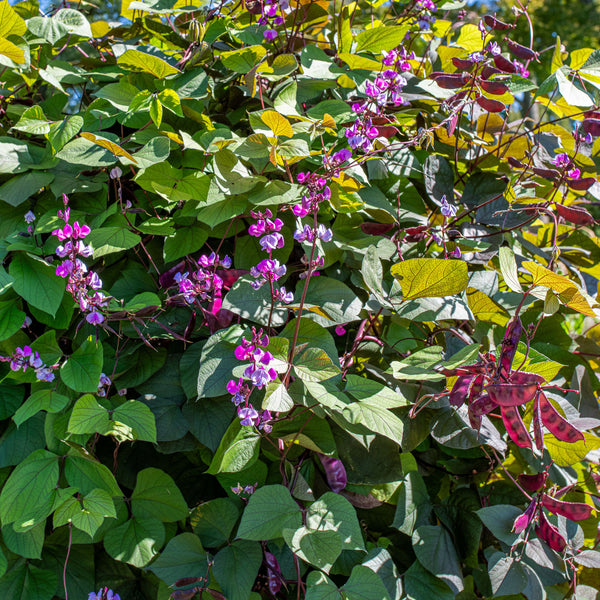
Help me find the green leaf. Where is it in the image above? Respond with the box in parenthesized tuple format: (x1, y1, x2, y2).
(488, 552, 528, 596)
(149, 533, 208, 587)
(0, 415, 45, 467)
(0, 561, 58, 600)
(391, 258, 468, 300)
(67, 394, 109, 434)
(163, 225, 208, 262)
(60, 339, 103, 393)
(284, 526, 342, 573)
(342, 401, 405, 445)
(56, 137, 117, 167)
(11, 106, 52, 135)
(302, 277, 363, 326)
(392, 471, 432, 536)
(263, 381, 294, 412)
(131, 467, 188, 522)
(221, 45, 266, 73)
(150, 97, 162, 128)
(86, 227, 140, 258)
(208, 419, 261, 474)
(412, 526, 463, 594)
(0, 300, 25, 341)
(48, 115, 84, 152)
(191, 497, 240, 547)
(237, 484, 303, 540)
(2, 522, 44, 559)
(345, 374, 407, 407)
(305, 571, 341, 600)
(306, 492, 365, 551)
(64, 454, 122, 496)
(117, 49, 179, 78)
(404, 560, 454, 600)
(355, 25, 408, 53)
(112, 400, 157, 442)
(476, 505, 521, 546)
(9, 253, 65, 316)
(293, 347, 341, 382)
(54, 489, 116, 537)
(424, 154, 454, 204)
(53, 8, 92, 37)
(103, 517, 165, 567)
(555, 68, 593, 107)
(14, 390, 69, 427)
(197, 326, 243, 398)
(213, 540, 263, 600)
(0, 449, 59, 528)
(343, 565, 391, 600)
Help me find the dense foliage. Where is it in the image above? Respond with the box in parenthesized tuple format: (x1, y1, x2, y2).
(2, 0, 600, 598)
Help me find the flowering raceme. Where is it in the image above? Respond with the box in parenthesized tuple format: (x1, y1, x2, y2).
(174, 252, 231, 305)
(52, 194, 107, 325)
(0, 345, 54, 382)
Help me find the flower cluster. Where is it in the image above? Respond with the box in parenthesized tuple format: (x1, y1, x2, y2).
(414, 0, 437, 30)
(346, 47, 412, 152)
(0, 345, 54, 382)
(258, 0, 288, 40)
(227, 328, 275, 431)
(52, 195, 107, 325)
(174, 252, 231, 304)
(553, 152, 581, 180)
(24, 210, 35, 234)
(97, 373, 111, 397)
(88, 588, 120, 600)
(248, 210, 293, 303)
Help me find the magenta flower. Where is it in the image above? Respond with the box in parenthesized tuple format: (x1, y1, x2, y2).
(263, 28, 277, 40)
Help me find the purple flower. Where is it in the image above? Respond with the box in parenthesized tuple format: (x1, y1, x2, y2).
(450, 246, 461, 258)
(259, 232, 285, 251)
(88, 589, 120, 600)
(263, 28, 278, 40)
(24, 211, 35, 224)
(440, 195, 457, 218)
(568, 167, 581, 180)
(86, 311, 105, 325)
(512, 499, 537, 534)
(553, 152, 570, 168)
(335, 325, 346, 336)
(35, 366, 55, 382)
(238, 405, 260, 426)
(487, 41, 501, 56)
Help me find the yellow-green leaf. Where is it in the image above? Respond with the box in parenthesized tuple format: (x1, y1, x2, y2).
(117, 49, 179, 78)
(0, 0, 26, 37)
(221, 45, 266, 74)
(466, 288, 509, 326)
(391, 258, 468, 300)
(261, 110, 293, 138)
(338, 53, 382, 71)
(157, 89, 183, 116)
(545, 433, 600, 467)
(150, 98, 162, 128)
(0, 36, 24, 64)
(80, 132, 137, 163)
(522, 261, 596, 316)
(551, 35, 563, 74)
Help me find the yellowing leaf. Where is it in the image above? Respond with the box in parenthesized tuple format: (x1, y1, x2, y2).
(80, 132, 137, 163)
(0, 1, 26, 37)
(117, 49, 179, 79)
(522, 261, 596, 316)
(571, 48, 595, 71)
(545, 433, 600, 467)
(261, 110, 293, 138)
(338, 53, 382, 71)
(466, 288, 509, 326)
(391, 258, 468, 300)
(91, 20, 110, 37)
(551, 35, 563, 74)
(0, 36, 24, 64)
(321, 113, 336, 130)
(332, 172, 362, 192)
(456, 24, 490, 53)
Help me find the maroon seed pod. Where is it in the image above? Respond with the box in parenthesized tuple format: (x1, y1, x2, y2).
(206, 591, 226, 600)
(449, 375, 474, 407)
(175, 578, 204, 587)
(172, 591, 200, 600)
(429, 71, 463, 80)
(265, 551, 283, 595)
(493, 54, 517, 73)
(318, 454, 347, 493)
(484, 15, 514, 30)
(435, 75, 469, 89)
(468, 409, 482, 430)
(486, 383, 538, 406)
(469, 374, 485, 401)
(512, 499, 538, 533)
(506, 39, 538, 61)
(567, 177, 596, 191)
(481, 65, 502, 80)
(531, 167, 559, 181)
(535, 511, 567, 552)
(469, 394, 498, 417)
(501, 406, 533, 448)
(479, 79, 509, 95)
(541, 494, 593, 521)
(532, 393, 544, 451)
(581, 118, 600, 137)
(518, 472, 546, 492)
(219, 268, 246, 288)
(507, 157, 526, 169)
(404, 225, 428, 242)
(361, 222, 395, 235)
(498, 316, 523, 378)
(476, 95, 506, 113)
(452, 57, 475, 72)
(555, 203, 595, 226)
(538, 392, 585, 443)
(159, 260, 187, 288)
(510, 371, 545, 385)
(374, 125, 399, 139)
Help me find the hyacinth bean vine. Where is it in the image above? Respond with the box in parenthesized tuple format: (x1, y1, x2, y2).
(3, 0, 600, 598)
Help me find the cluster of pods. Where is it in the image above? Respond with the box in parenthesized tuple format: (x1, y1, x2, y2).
(513, 472, 592, 552)
(449, 316, 584, 450)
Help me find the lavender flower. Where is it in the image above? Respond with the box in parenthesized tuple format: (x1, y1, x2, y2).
(1, 345, 55, 382)
(88, 588, 120, 600)
(440, 195, 457, 218)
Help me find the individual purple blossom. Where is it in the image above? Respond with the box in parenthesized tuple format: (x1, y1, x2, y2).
(259, 232, 285, 251)
(553, 152, 570, 168)
(238, 405, 260, 426)
(97, 373, 111, 397)
(513, 60, 529, 78)
(487, 41, 501, 56)
(263, 28, 277, 40)
(512, 499, 537, 534)
(335, 325, 347, 336)
(250, 258, 286, 290)
(88, 588, 121, 600)
(440, 195, 457, 218)
(24, 210, 35, 224)
(273, 286, 294, 303)
(450, 246, 462, 258)
(86, 311, 105, 325)
(258, 409, 273, 433)
(567, 167, 581, 180)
